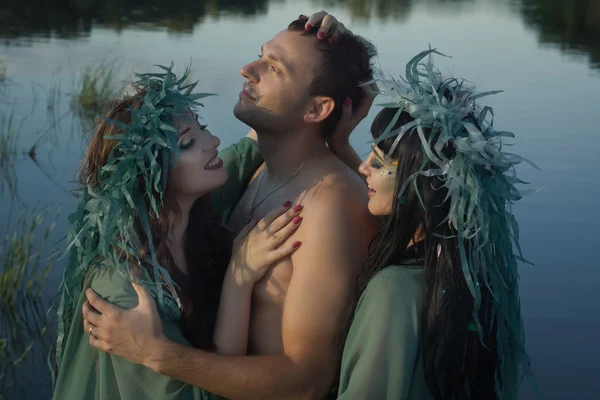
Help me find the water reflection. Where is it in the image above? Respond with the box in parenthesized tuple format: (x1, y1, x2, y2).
(0, 0, 270, 39)
(518, 0, 600, 69)
(1, 0, 598, 68)
(316, 0, 414, 21)
(317, 0, 478, 21)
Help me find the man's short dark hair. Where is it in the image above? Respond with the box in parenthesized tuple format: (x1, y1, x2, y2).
(288, 19, 377, 137)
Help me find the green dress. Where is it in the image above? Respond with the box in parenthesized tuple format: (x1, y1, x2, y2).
(337, 266, 434, 400)
(53, 137, 262, 400)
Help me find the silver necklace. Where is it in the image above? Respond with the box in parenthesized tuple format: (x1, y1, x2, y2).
(246, 146, 324, 224)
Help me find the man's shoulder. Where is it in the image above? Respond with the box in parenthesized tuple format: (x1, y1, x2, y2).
(303, 180, 366, 217)
(301, 176, 377, 236)
(304, 155, 368, 206)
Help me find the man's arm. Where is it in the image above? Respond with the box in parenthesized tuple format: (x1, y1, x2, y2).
(85, 286, 315, 399)
(279, 190, 372, 395)
(156, 190, 370, 398)
(85, 187, 374, 400)
(149, 343, 317, 399)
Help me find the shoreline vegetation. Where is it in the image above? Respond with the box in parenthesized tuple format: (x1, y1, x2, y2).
(0, 59, 118, 397)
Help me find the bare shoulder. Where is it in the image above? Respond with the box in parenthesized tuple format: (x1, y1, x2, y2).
(302, 153, 372, 222)
(296, 153, 379, 248)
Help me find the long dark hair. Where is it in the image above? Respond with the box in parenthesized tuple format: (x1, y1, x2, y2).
(81, 92, 230, 350)
(358, 107, 500, 399)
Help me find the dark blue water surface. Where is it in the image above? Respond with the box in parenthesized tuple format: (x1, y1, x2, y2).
(1, 0, 599, 398)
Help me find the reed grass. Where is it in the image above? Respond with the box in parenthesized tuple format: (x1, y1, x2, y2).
(71, 61, 122, 127)
(0, 112, 21, 200)
(0, 207, 59, 398)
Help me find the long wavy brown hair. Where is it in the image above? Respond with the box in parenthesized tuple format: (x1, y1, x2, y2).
(80, 90, 231, 350)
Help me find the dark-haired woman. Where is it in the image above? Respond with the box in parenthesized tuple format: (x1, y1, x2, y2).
(331, 51, 531, 399)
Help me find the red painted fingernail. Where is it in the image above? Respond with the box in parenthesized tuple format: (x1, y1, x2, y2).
(317, 32, 325, 39)
(344, 97, 351, 106)
(293, 216, 303, 224)
(299, 14, 308, 20)
(292, 241, 302, 248)
(283, 200, 292, 208)
(305, 23, 312, 31)
(293, 204, 303, 212)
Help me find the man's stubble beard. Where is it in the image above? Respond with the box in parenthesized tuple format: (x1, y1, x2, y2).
(233, 101, 291, 136)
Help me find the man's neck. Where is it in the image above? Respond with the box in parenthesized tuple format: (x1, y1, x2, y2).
(255, 128, 326, 182)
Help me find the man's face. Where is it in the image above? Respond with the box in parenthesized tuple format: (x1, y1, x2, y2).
(233, 30, 321, 133)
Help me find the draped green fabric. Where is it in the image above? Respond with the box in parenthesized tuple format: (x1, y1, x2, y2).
(52, 267, 207, 400)
(338, 266, 433, 400)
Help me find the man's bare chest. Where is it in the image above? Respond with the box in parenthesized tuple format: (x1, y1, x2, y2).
(228, 185, 302, 309)
(227, 189, 257, 233)
(252, 256, 293, 307)
(228, 177, 304, 234)
(228, 189, 297, 304)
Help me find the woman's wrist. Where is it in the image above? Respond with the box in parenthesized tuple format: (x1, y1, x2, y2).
(225, 261, 258, 289)
(328, 139, 352, 155)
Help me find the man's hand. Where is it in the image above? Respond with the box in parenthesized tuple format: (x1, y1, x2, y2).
(82, 283, 167, 368)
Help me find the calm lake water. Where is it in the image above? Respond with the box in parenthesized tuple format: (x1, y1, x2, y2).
(1, 0, 599, 398)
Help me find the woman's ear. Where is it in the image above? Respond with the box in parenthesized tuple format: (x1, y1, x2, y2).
(303, 96, 335, 124)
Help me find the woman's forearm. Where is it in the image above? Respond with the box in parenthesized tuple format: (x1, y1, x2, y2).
(213, 265, 254, 355)
(330, 142, 365, 182)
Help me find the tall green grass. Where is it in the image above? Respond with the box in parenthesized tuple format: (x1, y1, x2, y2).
(0, 208, 59, 398)
(0, 59, 6, 83)
(71, 61, 123, 127)
(0, 112, 21, 200)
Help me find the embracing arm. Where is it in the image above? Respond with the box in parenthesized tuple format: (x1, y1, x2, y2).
(327, 97, 364, 177)
(327, 86, 377, 181)
(75, 269, 199, 400)
(148, 344, 312, 399)
(329, 142, 362, 176)
(84, 190, 373, 399)
(157, 193, 368, 398)
(211, 269, 253, 355)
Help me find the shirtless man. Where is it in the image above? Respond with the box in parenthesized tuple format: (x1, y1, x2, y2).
(82, 13, 379, 399)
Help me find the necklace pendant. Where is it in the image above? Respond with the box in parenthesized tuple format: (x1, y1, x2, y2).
(245, 146, 324, 227)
